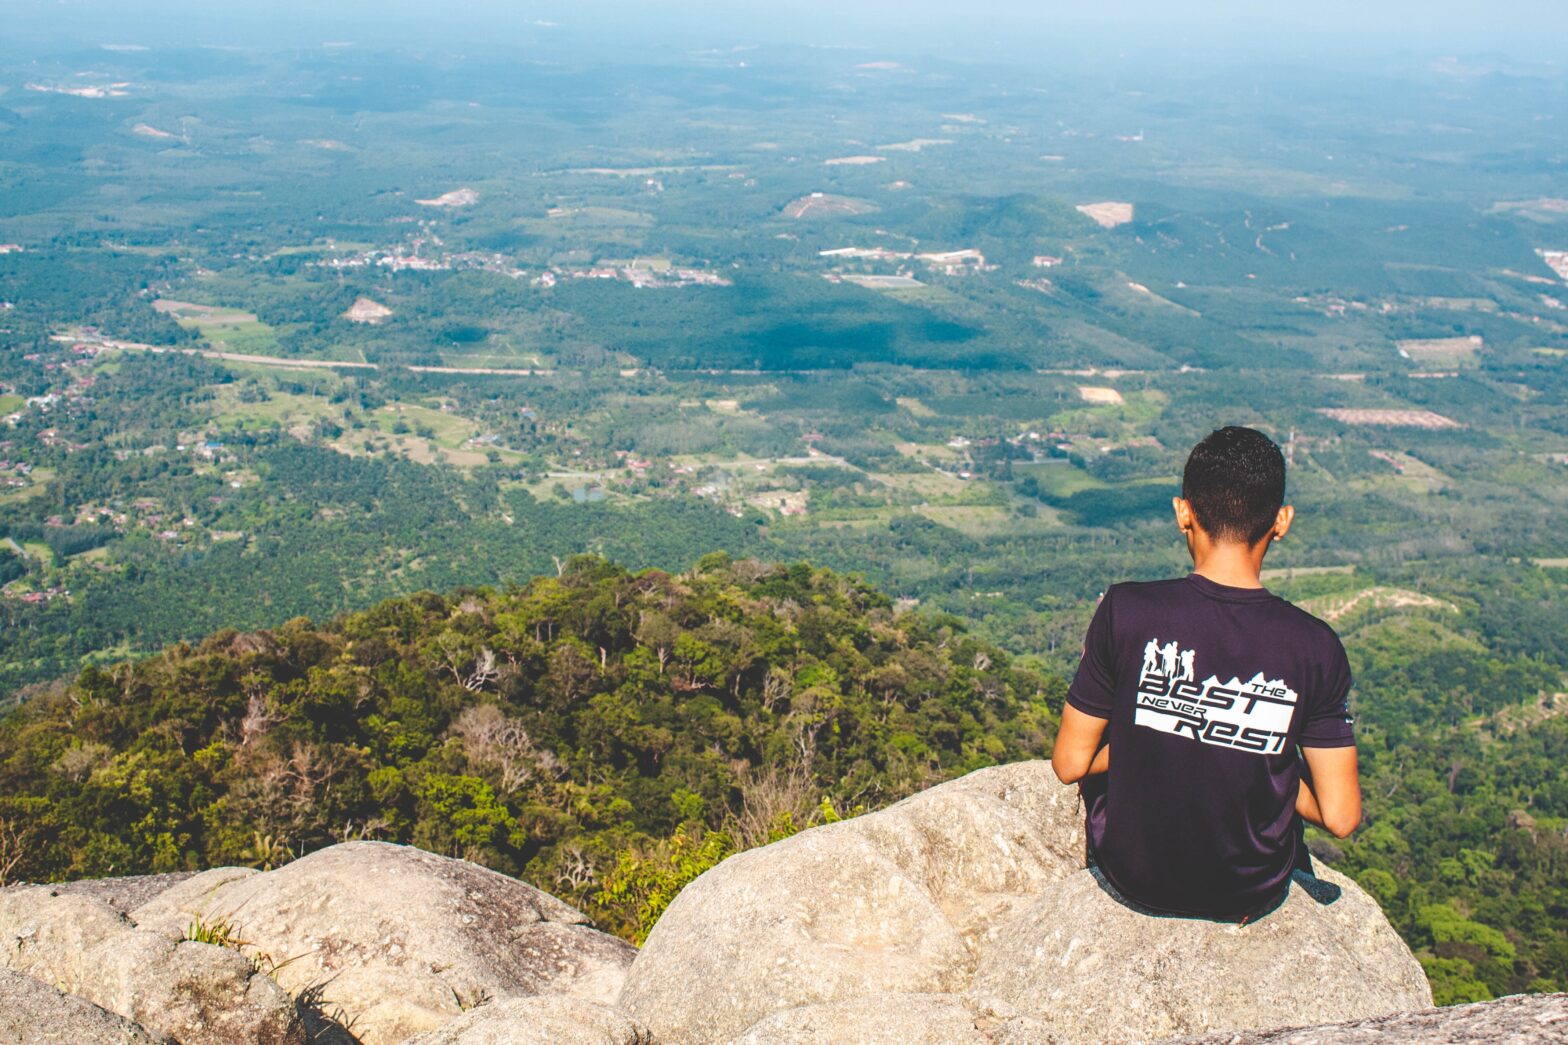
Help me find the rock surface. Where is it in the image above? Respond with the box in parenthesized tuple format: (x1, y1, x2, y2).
(969, 865, 1433, 1044)
(1170, 991, 1568, 1043)
(128, 865, 261, 925)
(721, 993, 1006, 1045)
(0, 968, 167, 1044)
(619, 761, 1084, 1044)
(9, 760, 1525, 1045)
(46, 871, 197, 915)
(132, 841, 637, 1045)
(402, 997, 651, 1045)
(0, 886, 303, 1044)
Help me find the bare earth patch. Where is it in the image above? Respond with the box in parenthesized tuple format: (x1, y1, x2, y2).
(416, 188, 479, 207)
(1492, 198, 1568, 218)
(343, 297, 393, 324)
(1538, 249, 1568, 281)
(1317, 408, 1461, 429)
(1078, 386, 1124, 405)
(132, 123, 176, 140)
(1076, 202, 1134, 228)
(1301, 586, 1457, 624)
(824, 156, 886, 166)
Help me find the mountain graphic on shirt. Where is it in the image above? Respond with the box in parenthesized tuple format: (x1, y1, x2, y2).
(1133, 638, 1298, 755)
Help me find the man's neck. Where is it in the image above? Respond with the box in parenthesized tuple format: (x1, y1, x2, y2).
(1189, 541, 1268, 589)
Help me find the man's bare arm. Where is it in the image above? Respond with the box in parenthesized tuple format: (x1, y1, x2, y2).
(1051, 704, 1111, 784)
(1298, 745, 1361, 838)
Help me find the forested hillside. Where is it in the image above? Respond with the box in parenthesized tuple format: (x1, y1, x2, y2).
(0, 556, 1055, 942)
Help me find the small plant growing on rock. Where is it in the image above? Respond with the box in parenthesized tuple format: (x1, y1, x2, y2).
(184, 915, 246, 950)
(183, 915, 308, 986)
(250, 830, 290, 871)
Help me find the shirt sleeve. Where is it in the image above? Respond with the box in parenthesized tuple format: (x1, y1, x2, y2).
(1066, 588, 1116, 719)
(1299, 634, 1356, 748)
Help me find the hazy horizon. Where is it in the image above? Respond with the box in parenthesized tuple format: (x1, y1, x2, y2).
(4, 0, 1567, 65)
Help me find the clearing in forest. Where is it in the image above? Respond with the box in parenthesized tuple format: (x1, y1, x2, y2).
(1076, 202, 1135, 228)
(1535, 249, 1568, 281)
(152, 299, 257, 325)
(916, 504, 1058, 538)
(343, 297, 393, 324)
(1317, 408, 1461, 429)
(839, 274, 923, 289)
(825, 155, 886, 166)
(781, 193, 879, 220)
(1078, 386, 1124, 405)
(1397, 335, 1481, 367)
(153, 299, 277, 354)
(1298, 585, 1457, 624)
(416, 188, 479, 207)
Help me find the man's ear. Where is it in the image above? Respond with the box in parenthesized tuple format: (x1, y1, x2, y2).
(1271, 504, 1295, 542)
(1173, 496, 1195, 534)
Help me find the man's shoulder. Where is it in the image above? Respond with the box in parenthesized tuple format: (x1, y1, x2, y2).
(1102, 576, 1190, 609)
(1105, 577, 1189, 599)
(1268, 596, 1347, 653)
(1106, 578, 1345, 649)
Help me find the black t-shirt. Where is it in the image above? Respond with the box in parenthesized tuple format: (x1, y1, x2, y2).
(1066, 573, 1356, 917)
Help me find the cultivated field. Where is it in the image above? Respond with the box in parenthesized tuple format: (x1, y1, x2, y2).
(840, 274, 923, 289)
(1317, 408, 1461, 429)
(152, 300, 258, 325)
(781, 194, 879, 220)
(1398, 335, 1482, 367)
(153, 299, 280, 354)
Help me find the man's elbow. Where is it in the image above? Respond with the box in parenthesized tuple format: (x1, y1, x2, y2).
(1322, 808, 1361, 839)
(1050, 755, 1083, 785)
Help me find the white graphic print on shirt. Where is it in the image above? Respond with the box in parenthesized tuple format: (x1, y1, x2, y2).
(1133, 638, 1296, 755)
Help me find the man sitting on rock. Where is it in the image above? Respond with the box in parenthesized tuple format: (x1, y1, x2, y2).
(1050, 425, 1361, 921)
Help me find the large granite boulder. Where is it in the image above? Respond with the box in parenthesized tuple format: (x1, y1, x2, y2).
(131, 841, 637, 1045)
(720, 992, 1020, 1045)
(0, 968, 166, 1045)
(46, 871, 198, 915)
(402, 997, 651, 1045)
(1170, 991, 1568, 1043)
(0, 887, 304, 1044)
(618, 761, 1084, 1044)
(969, 865, 1433, 1044)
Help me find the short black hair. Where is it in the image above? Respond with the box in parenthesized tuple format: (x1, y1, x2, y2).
(1181, 426, 1286, 545)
